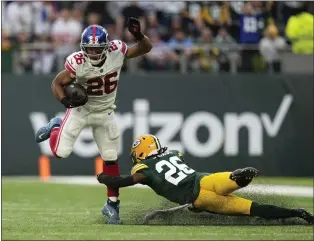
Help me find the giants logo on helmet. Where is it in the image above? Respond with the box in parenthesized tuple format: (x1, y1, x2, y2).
(88, 36, 99, 44)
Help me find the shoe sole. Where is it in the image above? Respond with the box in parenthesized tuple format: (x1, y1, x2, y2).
(233, 167, 259, 179)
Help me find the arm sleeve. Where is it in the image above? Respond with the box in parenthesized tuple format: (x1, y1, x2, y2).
(97, 174, 134, 189)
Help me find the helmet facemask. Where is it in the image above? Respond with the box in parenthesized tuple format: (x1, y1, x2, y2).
(80, 42, 109, 65)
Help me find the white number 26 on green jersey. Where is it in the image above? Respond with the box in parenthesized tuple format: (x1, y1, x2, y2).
(155, 156, 195, 185)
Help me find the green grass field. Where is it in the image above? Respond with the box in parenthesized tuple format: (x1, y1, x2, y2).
(2, 177, 313, 240)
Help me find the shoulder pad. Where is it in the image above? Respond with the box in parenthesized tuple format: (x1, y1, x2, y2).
(131, 163, 148, 175)
(109, 40, 128, 56)
(169, 150, 184, 161)
(64, 51, 86, 76)
(169, 150, 182, 156)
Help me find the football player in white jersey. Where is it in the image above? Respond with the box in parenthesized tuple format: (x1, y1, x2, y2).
(35, 17, 152, 224)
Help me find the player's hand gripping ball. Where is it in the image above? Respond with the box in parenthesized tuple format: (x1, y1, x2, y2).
(63, 83, 88, 108)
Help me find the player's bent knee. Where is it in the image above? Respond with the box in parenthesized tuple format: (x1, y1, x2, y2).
(55, 148, 72, 159)
(52, 151, 61, 158)
(101, 150, 118, 161)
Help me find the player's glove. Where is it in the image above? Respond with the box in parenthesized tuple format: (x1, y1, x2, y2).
(61, 97, 75, 108)
(127, 17, 144, 41)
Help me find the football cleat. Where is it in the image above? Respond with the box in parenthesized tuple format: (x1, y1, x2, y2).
(35, 117, 62, 143)
(294, 208, 314, 224)
(102, 199, 121, 224)
(230, 167, 259, 187)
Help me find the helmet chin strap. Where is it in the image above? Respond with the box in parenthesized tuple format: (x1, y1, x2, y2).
(89, 57, 102, 65)
(87, 53, 107, 65)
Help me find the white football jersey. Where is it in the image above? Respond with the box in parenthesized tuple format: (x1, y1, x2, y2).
(64, 40, 128, 112)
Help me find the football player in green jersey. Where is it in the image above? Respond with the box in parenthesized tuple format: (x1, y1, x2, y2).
(97, 134, 313, 224)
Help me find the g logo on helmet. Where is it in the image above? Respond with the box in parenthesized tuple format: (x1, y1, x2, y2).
(88, 36, 99, 44)
(132, 139, 141, 148)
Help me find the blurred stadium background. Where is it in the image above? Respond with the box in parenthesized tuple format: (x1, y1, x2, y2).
(1, 1, 313, 240)
(2, 1, 314, 74)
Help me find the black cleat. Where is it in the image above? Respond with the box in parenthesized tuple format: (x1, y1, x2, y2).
(230, 167, 259, 187)
(295, 208, 314, 225)
(230, 167, 259, 180)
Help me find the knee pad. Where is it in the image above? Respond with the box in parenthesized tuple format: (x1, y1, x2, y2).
(101, 150, 118, 161)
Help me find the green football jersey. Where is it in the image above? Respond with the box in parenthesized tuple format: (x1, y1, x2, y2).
(131, 150, 206, 205)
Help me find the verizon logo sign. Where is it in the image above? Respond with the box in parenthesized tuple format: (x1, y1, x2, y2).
(30, 94, 293, 158)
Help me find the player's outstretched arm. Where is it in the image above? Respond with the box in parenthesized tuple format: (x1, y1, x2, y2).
(51, 69, 75, 108)
(97, 173, 147, 189)
(125, 17, 152, 59)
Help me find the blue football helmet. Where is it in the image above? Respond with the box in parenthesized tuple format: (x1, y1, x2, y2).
(80, 25, 110, 65)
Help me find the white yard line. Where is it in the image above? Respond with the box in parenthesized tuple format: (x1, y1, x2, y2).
(235, 184, 313, 197)
(44, 176, 313, 198)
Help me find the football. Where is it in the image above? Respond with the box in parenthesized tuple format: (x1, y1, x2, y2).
(64, 82, 88, 106)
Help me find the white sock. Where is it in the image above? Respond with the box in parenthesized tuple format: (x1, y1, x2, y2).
(109, 196, 118, 202)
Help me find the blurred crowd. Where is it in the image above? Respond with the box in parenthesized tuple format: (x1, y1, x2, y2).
(2, 1, 314, 74)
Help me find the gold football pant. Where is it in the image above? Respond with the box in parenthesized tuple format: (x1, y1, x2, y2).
(193, 172, 252, 215)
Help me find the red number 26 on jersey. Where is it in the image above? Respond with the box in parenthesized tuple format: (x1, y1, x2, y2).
(86, 72, 118, 96)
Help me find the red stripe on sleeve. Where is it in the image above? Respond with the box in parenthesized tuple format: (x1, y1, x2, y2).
(121, 42, 127, 55)
(64, 62, 76, 75)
